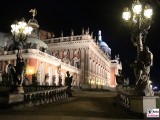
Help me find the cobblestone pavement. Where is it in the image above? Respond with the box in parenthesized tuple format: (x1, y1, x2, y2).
(0, 90, 146, 120)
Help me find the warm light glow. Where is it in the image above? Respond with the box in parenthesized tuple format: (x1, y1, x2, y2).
(28, 69, 34, 74)
(123, 0, 153, 23)
(144, 4, 153, 19)
(102, 82, 105, 86)
(18, 21, 27, 28)
(24, 26, 33, 35)
(132, 0, 142, 14)
(11, 24, 19, 35)
(90, 80, 94, 84)
(98, 81, 101, 86)
(122, 7, 131, 21)
(26, 66, 35, 75)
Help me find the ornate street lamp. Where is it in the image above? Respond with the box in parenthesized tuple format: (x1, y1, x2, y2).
(10, 18, 33, 93)
(122, 0, 154, 96)
(11, 18, 33, 44)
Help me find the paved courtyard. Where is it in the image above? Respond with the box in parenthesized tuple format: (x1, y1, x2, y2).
(0, 90, 146, 120)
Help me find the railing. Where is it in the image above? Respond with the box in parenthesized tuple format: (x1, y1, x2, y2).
(0, 85, 68, 107)
(0, 84, 64, 93)
(24, 86, 68, 106)
(24, 85, 57, 92)
(118, 92, 130, 108)
(116, 87, 134, 110)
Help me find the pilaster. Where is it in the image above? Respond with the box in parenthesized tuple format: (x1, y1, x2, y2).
(59, 50, 62, 59)
(80, 48, 85, 84)
(69, 49, 73, 62)
(85, 48, 89, 84)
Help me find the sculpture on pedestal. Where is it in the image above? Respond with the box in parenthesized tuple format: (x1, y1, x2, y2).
(8, 15, 33, 93)
(122, 0, 154, 96)
(131, 46, 154, 96)
(8, 47, 26, 93)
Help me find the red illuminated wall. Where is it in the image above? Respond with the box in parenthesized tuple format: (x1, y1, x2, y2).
(111, 67, 115, 86)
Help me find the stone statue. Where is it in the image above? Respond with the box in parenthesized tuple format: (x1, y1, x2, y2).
(59, 75, 62, 86)
(115, 69, 124, 85)
(8, 64, 16, 85)
(115, 69, 125, 92)
(32, 73, 38, 85)
(82, 28, 84, 35)
(65, 71, 73, 97)
(8, 48, 26, 93)
(131, 46, 154, 96)
(142, 46, 153, 76)
(71, 29, 74, 36)
(29, 9, 37, 19)
(16, 48, 26, 86)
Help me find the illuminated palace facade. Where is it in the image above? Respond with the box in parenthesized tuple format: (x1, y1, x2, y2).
(0, 17, 121, 90)
(0, 19, 80, 87)
(43, 30, 122, 90)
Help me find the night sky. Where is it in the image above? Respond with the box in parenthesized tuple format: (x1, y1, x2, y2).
(0, 0, 160, 84)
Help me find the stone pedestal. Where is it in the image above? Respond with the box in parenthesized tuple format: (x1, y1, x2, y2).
(129, 96, 159, 114)
(0, 93, 24, 107)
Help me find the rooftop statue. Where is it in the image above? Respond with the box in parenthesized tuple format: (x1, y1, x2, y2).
(29, 9, 37, 19)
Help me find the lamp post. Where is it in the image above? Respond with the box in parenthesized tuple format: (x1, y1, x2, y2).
(10, 19, 33, 93)
(122, 0, 154, 96)
(11, 18, 33, 48)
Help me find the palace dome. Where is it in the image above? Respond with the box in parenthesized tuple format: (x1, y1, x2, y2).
(26, 37, 48, 49)
(99, 40, 109, 48)
(98, 40, 111, 54)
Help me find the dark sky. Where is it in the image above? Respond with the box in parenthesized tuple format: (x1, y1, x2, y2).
(0, 0, 160, 84)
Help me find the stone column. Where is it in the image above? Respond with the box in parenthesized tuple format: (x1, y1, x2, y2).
(93, 61, 95, 73)
(90, 60, 92, 72)
(80, 48, 85, 84)
(85, 48, 89, 84)
(59, 50, 62, 59)
(103, 67, 105, 78)
(96, 63, 98, 75)
(99, 65, 101, 76)
(101, 66, 103, 78)
(69, 49, 73, 65)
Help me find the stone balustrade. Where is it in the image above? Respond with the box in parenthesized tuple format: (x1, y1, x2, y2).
(0, 85, 64, 93)
(0, 85, 68, 107)
(24, 86, 68, 106)
(117, 92, 130, 109)
(44, 35, 83, 44)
